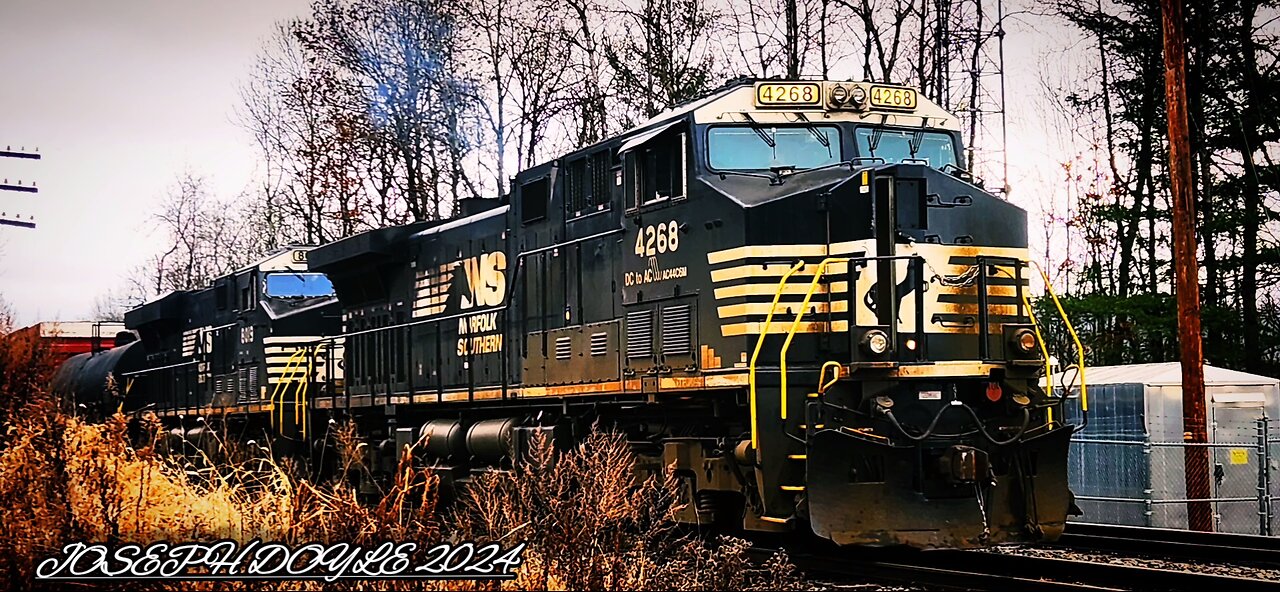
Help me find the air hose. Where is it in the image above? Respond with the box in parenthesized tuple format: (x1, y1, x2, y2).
(883, 402, 1030, 446)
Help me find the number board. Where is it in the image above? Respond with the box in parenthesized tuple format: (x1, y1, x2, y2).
(754, 82, 821, 107)
(868, 85, 917, 110)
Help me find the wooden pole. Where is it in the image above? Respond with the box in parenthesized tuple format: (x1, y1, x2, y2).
(1160, 0, 1212, 532)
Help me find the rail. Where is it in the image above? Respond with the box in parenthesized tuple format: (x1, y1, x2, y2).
(747, 535, 1269, 591)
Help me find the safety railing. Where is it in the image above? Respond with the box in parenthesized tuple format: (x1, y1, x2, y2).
(747, 254, 929, 449)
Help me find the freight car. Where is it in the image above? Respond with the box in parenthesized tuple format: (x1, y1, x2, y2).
(56, 78, 1084, 549)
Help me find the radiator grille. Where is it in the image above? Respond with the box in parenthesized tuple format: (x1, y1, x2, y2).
(625, 310, 653, 359)
(555, 336, 572, 360)
(661, 304, 691, 356)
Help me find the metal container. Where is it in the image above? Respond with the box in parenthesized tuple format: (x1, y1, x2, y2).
(466, 417, 519, 461)
(1057, 363, 1280, 534)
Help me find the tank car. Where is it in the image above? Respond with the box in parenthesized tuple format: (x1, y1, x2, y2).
(301, 78, 1081, 548)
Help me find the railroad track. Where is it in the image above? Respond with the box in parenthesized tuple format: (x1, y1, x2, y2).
(749, 530, 1280, 590)
(1054, 522, 1280, 567)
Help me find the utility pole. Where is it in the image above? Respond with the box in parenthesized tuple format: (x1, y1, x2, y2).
(1160, 0, 1212, 531)
(0, 145, 39, 229)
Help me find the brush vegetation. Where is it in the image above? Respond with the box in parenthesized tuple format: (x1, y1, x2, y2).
(0, 307, 799, 590)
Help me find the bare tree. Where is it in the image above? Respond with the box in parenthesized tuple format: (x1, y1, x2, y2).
(297, 0, 481, 221)
(604, 0, 723, 125)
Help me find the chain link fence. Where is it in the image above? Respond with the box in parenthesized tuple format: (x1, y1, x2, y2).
(1069, 417, 1278, 535)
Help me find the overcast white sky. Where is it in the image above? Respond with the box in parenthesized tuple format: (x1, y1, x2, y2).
(0, 1, 1082, 326)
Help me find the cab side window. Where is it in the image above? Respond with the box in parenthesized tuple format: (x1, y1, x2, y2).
(635, 128, 686, 207)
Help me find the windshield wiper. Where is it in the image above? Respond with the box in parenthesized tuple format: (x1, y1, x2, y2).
(909, 129, 925, 159)
(739, 113, 776, 148)
(792, 112, 831, 149)
(867, 128, 885, 158)
(717, 169, 783, 186)
(785, 156, 891, 179)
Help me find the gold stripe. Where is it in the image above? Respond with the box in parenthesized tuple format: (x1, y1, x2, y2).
(932, 303, 1021, 316)
(414, 293, 449, 307)
(706, 240, 873, 265)
(878, 361, 1004, 378)
(414, 276, 453, 289)
(265, 347, 342, 355)
(711, 261, 849, 283)
(714, 281, 849, 299)
(720, 320, 848, 336)
(659, 376, 703, 390)
(705, 373, 749, 387)
(521, 380, 624, 398)
(717, 300, 848, 319)
(707, 244, 832, 265)
(934, 285, 1024, 298)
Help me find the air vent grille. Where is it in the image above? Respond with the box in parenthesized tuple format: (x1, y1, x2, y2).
(661, 304, 692, 356)
(590, 332, 608, 356)
(555, 336, 572, 360)
(626, 310, 653, 359)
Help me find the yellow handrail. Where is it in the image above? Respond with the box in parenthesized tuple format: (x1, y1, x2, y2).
(298, 342, 328, 440)
(270, 349, 307, 436)
(748, 260, 807, 450)
(995, 263, 1054, 397)
(818, 361, 842, 395)
(779, 258, 849, 419)
(1030, 261, 1088, 413)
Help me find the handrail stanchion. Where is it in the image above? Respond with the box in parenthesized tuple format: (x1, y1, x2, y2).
(780, 257, 850, 420)
(748, 260, 807, 451)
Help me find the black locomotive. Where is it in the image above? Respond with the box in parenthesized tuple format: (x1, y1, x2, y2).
(56, 79, 1078, 549)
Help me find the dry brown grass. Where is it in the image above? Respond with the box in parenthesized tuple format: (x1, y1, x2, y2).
(0, 316, 799, 590)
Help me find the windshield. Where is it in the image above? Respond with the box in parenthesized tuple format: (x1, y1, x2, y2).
(708, 125, 841, 170)
(855, 128, 958, 169)
(264, 273, 334, 298)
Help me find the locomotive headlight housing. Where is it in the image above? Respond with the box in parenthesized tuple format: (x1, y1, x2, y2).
(1012, 328, 1037, 353)
(862, 329, 891, 355)
(849, 85, 868, 107)
(829, 84, 849, 106)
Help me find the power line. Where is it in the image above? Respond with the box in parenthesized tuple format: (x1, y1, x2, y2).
(0, 180, 37, 194)
(0, 214, 36, 228)
(0, 146, 41, 160)
(1, 144, 40, 229)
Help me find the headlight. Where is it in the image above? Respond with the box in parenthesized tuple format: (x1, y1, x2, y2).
(849, 85, 867, 107)
(830, 85, 849, 106)
(862, 329, 890, 355)
(1013, 329, 1037, 353)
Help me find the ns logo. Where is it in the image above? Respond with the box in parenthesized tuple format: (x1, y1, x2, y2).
(458, 251, 508, 309)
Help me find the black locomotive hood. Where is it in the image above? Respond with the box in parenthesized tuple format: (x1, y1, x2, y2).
(698, 162, 997, 210)
(263, 295, 338, 320)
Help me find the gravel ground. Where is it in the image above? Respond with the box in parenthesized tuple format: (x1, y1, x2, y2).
(985, 543, 1280, 581)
